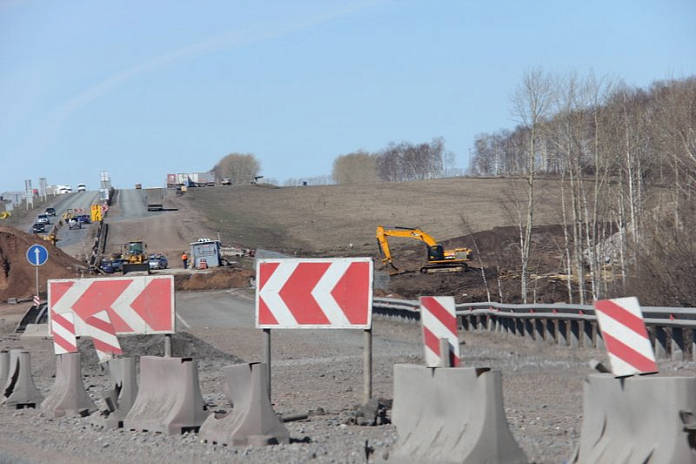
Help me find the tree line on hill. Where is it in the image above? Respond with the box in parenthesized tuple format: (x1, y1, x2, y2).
(472, 70, 695, 306)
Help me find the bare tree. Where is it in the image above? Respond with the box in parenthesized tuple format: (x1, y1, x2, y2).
(332, 151, 379, 184)
(213, 153, 260, 185)
(509, 67, 553, 303)
(376, 138, 447, 181)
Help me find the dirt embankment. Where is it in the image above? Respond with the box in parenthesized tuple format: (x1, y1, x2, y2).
(0, 226, 88, 301)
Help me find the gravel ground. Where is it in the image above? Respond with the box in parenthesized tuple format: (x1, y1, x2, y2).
(2, 312, 696, 464)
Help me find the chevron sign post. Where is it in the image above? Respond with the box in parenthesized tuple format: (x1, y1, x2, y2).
(420, 296, 460, 367)
(256, 257, 374, 402)
(256, 258, 373, 329)
(48, 276, 175, 335)
(594, 297, 658, 377)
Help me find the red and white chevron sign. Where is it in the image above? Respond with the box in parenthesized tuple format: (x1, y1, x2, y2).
(50, 310, 78, 355)
(48, 275, 175, 335)
(84, 310, 123, 363)
(594, 297, 657, 377)
(420, 296, 460, 367)
(256, 258, 373, 329)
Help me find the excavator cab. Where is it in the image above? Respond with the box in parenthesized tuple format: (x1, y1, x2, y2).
(427, 244, 445, 261)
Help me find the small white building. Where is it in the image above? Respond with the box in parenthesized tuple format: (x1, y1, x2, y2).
(189, 238, 222, 269)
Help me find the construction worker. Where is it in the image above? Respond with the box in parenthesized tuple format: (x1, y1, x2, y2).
(181, 251, 188, 269)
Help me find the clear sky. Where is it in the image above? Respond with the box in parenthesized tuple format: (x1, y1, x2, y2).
(2, 0, 695, 192)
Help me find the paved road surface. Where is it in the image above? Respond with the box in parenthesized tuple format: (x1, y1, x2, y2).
(176, 288, 255, 329)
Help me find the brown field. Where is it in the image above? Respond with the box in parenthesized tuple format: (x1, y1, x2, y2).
(185, 177, 571, 303)
(188, 177, 565, 256)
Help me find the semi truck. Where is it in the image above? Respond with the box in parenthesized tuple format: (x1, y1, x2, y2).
(145, 188, 164, 211)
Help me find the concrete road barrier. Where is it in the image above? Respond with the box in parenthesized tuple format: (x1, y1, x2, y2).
(41, 352, 97, 417)
(124, 356, 209, 435)
(0, 351, 9, 392)
(571, 373, 696, 463)
(2, 349, 44, 409)
(200, 362, 290, 446)
(93, 357, 139, 428)
(383, 364, 528, 464)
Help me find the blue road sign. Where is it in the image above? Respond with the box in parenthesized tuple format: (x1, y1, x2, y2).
(27, 244, 49, 266)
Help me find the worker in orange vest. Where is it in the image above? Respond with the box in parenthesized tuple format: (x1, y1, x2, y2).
(182, 251, 188, 269)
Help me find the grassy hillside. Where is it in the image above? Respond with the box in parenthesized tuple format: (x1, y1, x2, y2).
(186, 177, 565, 256)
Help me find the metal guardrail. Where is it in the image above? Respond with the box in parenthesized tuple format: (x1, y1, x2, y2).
(372, 298, 696, 362)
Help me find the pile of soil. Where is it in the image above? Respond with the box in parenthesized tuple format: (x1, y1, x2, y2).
(174, 267, 255, 291)
(0, 226, 88, 301)
(76, 332, 245, 373)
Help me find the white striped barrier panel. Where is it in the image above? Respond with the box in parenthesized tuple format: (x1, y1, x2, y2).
(419, 296, 460, 367)
(593, 297, 657, 376)
(371, 298, 696, 361)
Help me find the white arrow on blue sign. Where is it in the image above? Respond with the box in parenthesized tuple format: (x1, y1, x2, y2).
(27, 244, 49, 266)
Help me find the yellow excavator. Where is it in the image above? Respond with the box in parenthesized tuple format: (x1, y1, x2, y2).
(122, 240, 150, 274)
(376, 225, 473, 274)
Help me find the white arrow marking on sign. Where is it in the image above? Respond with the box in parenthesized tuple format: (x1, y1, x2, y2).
(259, 262, 299, 328)
(53, 280, 153, 334)
(311, 261, 351, 326)
(103, 281, 153, 333)
(34, 247, 40, 264)
(53, 283, 86, 315)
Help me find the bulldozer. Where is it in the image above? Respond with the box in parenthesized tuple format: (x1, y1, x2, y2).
(121, 240, 150, 274)
(376, 225, 473, 275)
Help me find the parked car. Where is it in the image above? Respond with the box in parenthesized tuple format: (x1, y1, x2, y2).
(148, 254, 168, 270)
(77, 214, 91, 224)
(36, 214, 50, 224)
(111, 258, 124, 272)
(45, 207, 56, 216)
(32, 223, 46, 234)
(68, 218, 81, 230)
(100, 260, 116, 273)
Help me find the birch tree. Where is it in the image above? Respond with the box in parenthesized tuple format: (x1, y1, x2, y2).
(510, 67, 553, 303)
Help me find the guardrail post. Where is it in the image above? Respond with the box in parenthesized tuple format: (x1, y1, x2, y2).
(498, 317, 509, 336)
(487, 315, 495, 332)
(557, 320, 568, 347)
(671, 327, 684, 361)
(459, 315, 469, 332)
(534, 319, 545, 342)
(654, 326, 668, 359)
(515, 318, 524, 337)
(569, 321, 580, 348)
(596, 328, 605, 350)
(582, 320, 593, 348)
(524, 319, 534, 340)
(545, 319, 556, 343)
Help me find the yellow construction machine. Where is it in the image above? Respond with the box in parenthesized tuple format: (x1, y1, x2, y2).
(42, 233, 58, 246)
(376, 225, 473, 274)
(122, 240, 150, 274)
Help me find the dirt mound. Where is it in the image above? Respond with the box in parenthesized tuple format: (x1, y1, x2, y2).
(77, 331, 245, 372)
(0, 226, 88, 301)
(174, 267, 254, 291)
